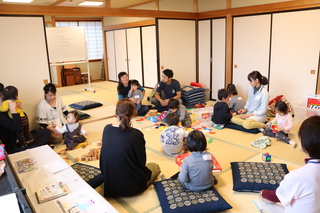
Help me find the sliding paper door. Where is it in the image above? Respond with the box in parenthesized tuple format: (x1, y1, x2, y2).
(142, 25, 158, 87)
(211, 18, 226, 100)
(270, 9, 320, 107)
(158, 19, 196, 85)
(106, 31, 117, 81)
(233, 14, 271, 100)
(126, 27, 143, 84)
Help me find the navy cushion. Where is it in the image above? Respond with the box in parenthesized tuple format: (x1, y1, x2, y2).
(181, 85, 206, 96)
(77, 111, 91, 120)
(224, 123, 260, 134)
(69, 100, 102, 110)
(71, 163, 103, 188)
(153, 179, 232, 213)
(231, 162, 289, 192)
(182, 93, 206, 99)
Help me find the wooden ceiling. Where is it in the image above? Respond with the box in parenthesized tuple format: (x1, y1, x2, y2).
(0, 0, 158, 8)
(1, 0, 320, 19)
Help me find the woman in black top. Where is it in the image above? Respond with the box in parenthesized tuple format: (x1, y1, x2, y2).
(100, 98, 160, 197)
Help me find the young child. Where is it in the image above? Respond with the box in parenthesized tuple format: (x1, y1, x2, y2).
(160, 113, 189, 156)
(228, 88, 245, 114)
(211, 89, 236, 129)
(128, 80, 143, 112)
(260, 115, 320, 212)
(55, 110, 88, 150)
(0, 86, 33, 146)
(167, 98, 192, 128)
(262, 100, 296, 148)
(178, 130, 218, 191)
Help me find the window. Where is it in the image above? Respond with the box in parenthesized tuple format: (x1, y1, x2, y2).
(55, 21, 103, 60)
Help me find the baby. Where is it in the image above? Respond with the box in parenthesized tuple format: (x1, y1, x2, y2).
(55, 110, 88, 150)
(128, 80, 144, 112)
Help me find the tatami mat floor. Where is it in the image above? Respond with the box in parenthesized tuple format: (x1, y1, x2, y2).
(57, 81, 304, 213)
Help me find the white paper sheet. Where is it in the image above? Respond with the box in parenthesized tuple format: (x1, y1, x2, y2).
(253, 199, 284, 213)
(0, 193, 20, 213)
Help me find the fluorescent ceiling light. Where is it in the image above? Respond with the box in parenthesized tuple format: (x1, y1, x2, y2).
(78, 1, 103, 6)
(3, 0, 33, 2)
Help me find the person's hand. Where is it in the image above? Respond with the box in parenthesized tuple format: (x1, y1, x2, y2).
(232, 112, 237, 116)
(160, 99, 167, 106)
(278, 127, 285, 132)
(84, 132, 89, 136)
(238, 108, 247, 114)
(52, 128, 62, 136)
(129, 97, 136, 103)
(16, 101, 22, 109)
(8, 101, 17, 113)
(240, 114, 251, 119)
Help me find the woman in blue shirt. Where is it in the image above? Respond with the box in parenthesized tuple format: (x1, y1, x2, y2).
(231, 71, 269, 129)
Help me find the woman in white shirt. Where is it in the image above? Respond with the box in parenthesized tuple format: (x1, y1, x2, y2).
(231, 71, 269, 129)
(36, 83, 68, 144)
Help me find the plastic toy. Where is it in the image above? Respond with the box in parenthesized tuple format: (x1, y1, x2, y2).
(147, 116, 158, 122)
(271, 122, 278, 133)
(262, 153, 272, 162)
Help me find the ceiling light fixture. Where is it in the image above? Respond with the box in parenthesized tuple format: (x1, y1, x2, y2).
(3, 0, 33, 2)
(78, 1, 103, 6)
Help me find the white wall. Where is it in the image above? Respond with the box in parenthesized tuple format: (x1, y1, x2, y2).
(0, 16, 50, 130)
(159, 0, 194, 12)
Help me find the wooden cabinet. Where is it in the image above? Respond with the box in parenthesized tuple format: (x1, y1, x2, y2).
(62, 68, 82, 86)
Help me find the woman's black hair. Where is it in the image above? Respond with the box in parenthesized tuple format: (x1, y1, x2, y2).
(43, 83, 56, 95)
(116, 98, 137, 131)
(275, 100, 288, 114)
(0, 83, 4, 92)
(2, 86, 18, 100)
(117, 72, 128, 92)
(186, 130, 207, 152)
(247, 71, 268, 85)
(299, 116, 320, 159)
(166, 112, 179, 126)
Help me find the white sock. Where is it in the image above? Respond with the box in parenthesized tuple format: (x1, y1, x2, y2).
(289, 140, 297, 148)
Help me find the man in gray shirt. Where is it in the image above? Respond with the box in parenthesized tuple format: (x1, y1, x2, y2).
(151, 69, 182, 111)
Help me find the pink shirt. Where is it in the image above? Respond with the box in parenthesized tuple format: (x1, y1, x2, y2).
(271, 113, 294, 133)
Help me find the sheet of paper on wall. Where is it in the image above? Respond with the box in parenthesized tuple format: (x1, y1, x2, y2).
(253, 199, 284, 213)
(0, 193, 20, 213)
(55, 188, 111, 213)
